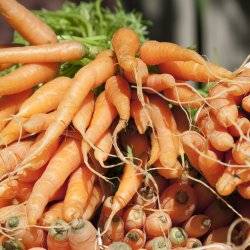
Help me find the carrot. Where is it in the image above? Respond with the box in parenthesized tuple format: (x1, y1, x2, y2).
(21, 52, 115, 170)
(1, 239, 25, 250)
(0, 0, 57, 45)
(147, 132, 160, 167)
(82, 91, 117, 157)
(15, 181, 34, 202)
(0, 90, 32, 132)
(108, 242, 132, 250)
(28, 248, 46, 250)
(232, 140, 250, 165)
(27, 138, 82, 225)
(130, 91, 149, 134)
(124, 229, 146, 250)
(0, 139, 33, 177)
(94, 129, 113, 166)
(163, 83, 204, 109)
(169, 227, 188, 247)
(145, 236, 172, 250)
(183, 214, 211, 238)
(204, 200, 234, 230)
(5, 215, 45, 248)
(185, 238, 202, 248)
(0, 63, 13, 71)
(0, 41, 84, 64)
(227, 77, 250, 96)
(123, 205, 146, 232)
(82, 185, 103, 220)
(159, 61, 233, 82)
(23, 111, 56, 134)
(47, 220, 70, 250)
(204, 226, 229, 245)
(105, 75, 131, 162)
(149, 95, 178, 170)
(63, 166, 95, 222)
(0, 203, 26, 224)
(144, 73, 175, 93)
(103, 215, 125, 245)
(140, 40, 205, 65)
(228, 116, 250, 137)
(193, 182, 215, 212)
(237, 182, 250, 199)
(160, 182, 197, 224)
(68, 218, 99, 250)
(145, 211, 172, 238)
(0, 63, 58, 96)
(198, 149, 225, 186)
(155, 160, 183, 180)
(40, 202, 63, 227)
(72, 92, 95, 136)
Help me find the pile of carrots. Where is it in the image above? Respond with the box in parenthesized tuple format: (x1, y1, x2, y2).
(0, 0, 249, 249)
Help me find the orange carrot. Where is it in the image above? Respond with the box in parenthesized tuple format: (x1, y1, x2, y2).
(155, 160, 183, 180)
(47, 220, 70, 250)
(237, 182, 250, 199)
(169, 227, 188, 247)
(105, 75, 131, 162)
(0, 139, 33, 177)
(123, 205, 146, 232)
(40, 202, 63, 227)
(228, 116, 250, 137)
(140, 40, 205, 65)
(204, 200, 234, 230)
(160, 182, 197, 224)
(0, 0, 57, 45)
(20, 52, 115, 171)
(0, 41, 84, 64)
(124, 229, 146, 250)
(204, 226, 229, 245)
(0, 63, 58, 96)
(68, 218, 99, 250)
(1, 239, 25, 250)
(145, 211, 172, 238)
(63, 166, 95, 222)
(15, 181, 34, 202)
(0, 203, 26, 224)
(82, 185, 103, 220)
(232, 140, 250, 165)
(0, 90, 32, 132)
(0, 62, 13, 71)
(183, 214, 211, 238)
(147, 132, 160, 167)
(145, 236, 172, 250)
(159, 61, 233, 82)
(27, 138, 82, 225)
(185, 238, 202, 248)
(103, 215, 125, 245)
(163, 83, 204, 108)
(23, 111, 56, 134)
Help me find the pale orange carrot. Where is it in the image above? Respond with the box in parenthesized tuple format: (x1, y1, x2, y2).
(0, 41, 84, 64)
(155, 160, 183, 180)
(63, 166, 95, 222)
(0, 0, 57, 45)
(0, 63, 58, 96)
(0, 203, 26, 224)
(40, 202, 63, 227)
(159, 61, 233, 82)
(228, 116, 250, 137)
(169, 227, 188, 247)
(27, 138, 82, 225)
(124, 229, 146, 250)
(147, 132, 160, 167)
(232, 140, 250, 165)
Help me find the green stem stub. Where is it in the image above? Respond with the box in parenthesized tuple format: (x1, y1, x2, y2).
(151, 236, 172, 250)
(49, 219, 69, 241)
(175, 190, 189, 204)
(169, 227, 188, 246)
(2, 239, 24, 250)
(70, 218, 85, 232)
(6, 216, 19, 229)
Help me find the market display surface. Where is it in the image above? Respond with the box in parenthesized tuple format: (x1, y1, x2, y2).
(0, 0, 249, 249)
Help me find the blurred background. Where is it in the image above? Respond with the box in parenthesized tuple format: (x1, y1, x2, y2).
(0, 0, 249, 70)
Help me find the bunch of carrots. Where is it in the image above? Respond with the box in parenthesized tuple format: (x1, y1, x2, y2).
(0, 0, 249, 249)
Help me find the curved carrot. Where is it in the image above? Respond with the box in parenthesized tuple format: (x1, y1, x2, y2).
(124, 229, 146, 250)
(0, 0, 57, 45)
(183, 214, 211, 238)
(27, 138, 82, 225)
(105, 75, 131, 162)
(40, 202, 63, 227)
(0, 41, 84, 64)
(68, 219, 98, 250)
(140, 40, 205, 65)
(0, 90, 32, 132)
(63, 166, 95, 222)
(160, 182, 197, 224)
(159, 61, 233, 82)
(0, 63, 58, 96)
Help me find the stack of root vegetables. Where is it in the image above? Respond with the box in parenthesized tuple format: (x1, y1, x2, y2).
(0, 0, 249, 249)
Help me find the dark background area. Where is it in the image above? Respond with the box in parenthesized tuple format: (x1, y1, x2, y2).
(0, 0, 249, 70)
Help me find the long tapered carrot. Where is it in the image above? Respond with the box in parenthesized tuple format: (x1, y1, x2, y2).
(105, 75, 131, 162)
(0, 0, 57, 45)
(0, 90, 32, 132)
(21, 52, 115, 170)
(140, 40, 205, 65)
(63, 166, 95, 222)
(159, 61, 233, 82)
(0, 41, 84, 64)
(0, 139, 33, 177)
(0, 63, 58, 96)
(27, 138, 82, 225)
(18, 76, 72, 117)
(23, 111, 56, 134)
